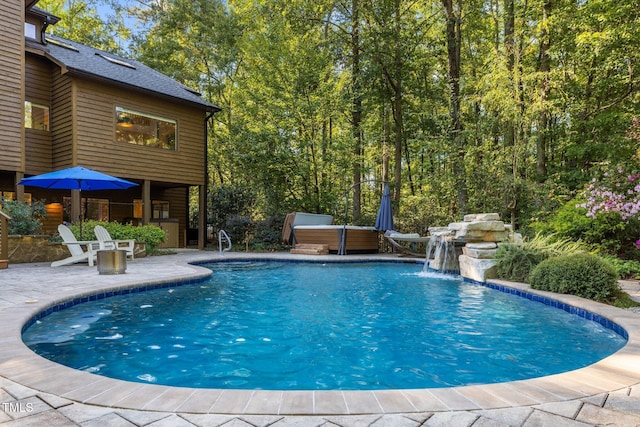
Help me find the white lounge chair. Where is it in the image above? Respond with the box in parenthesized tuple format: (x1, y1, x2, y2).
(93, 225, 135, 260)
(52, 224, 100, 267)
(384, 231, 430, 257)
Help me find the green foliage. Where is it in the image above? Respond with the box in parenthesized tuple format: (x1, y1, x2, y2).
(609, 287, 640, 309)
(602, 256, 640, 280)
(250, 214, 286, 249)
(39, 0, 130, 54)
(208, 184, 256, 232)
(395, 194, 454, 234)
(522, 233, 586, 259)
(45, 0, 640, 244)
(494, 244, 545, 283)
(223, 215, 253, 246)
(1, 200, 47, 235)
(66, 220, 166, 255)
(529, 253, 619, 302)
(534, 199, 640, 260)
(494, 233, 585, 282)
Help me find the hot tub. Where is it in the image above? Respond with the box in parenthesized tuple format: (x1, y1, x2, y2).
(293, 225, 379, 254)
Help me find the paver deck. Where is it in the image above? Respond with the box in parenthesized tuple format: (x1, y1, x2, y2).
(1, 250, 640, 426)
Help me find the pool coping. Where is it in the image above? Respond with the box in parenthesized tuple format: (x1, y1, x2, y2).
(1, 251, 640, 416)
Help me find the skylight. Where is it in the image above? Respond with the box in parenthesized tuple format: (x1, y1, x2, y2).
(95, 52, 136, 70)
(46, 37, 79, 52)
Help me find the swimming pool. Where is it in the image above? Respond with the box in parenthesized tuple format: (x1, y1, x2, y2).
(22, 260, 626, 391)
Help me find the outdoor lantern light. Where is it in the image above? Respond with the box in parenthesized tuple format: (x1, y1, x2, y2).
(117, 113, 134, 127)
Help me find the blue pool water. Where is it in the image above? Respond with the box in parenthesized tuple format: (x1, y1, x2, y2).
(23, 261, 626, 390)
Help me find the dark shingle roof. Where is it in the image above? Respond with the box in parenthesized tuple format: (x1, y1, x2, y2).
(41, 34, 220, 112)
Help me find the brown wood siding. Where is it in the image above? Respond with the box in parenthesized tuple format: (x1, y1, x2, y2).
(24, 130, 52, 174)
(73, 80, 206, 185)
(50, 72, 74, 168)
(41, 202, 63, 235)
(0, 0, 25, 171)
(158, 186, 188, 247)
(24, 55, 53, 174)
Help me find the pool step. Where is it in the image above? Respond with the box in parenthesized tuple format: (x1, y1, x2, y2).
(291, 244, 329, 255)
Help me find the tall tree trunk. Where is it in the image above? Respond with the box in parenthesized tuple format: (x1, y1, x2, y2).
(504, 0, 515, 150)
(442, 0, 467, 214)
(392, 0, 406, 205)
(352, 0, 363, 223)
(382, 103, 390, 183)
(504, 0, 517, 227)
(537, 0, 551, 181)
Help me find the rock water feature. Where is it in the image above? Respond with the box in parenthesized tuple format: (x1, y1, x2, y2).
(423, 213, 521, 282)
(424, 230, 460, 273)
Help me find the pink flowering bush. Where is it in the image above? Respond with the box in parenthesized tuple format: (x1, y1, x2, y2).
(578, 167, 640, 220)
(573, 166, 640, 259)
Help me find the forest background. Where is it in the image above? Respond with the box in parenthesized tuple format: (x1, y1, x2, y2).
(39, 0, 640, 258)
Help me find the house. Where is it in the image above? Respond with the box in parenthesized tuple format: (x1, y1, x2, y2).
(0, 0, 220, 248)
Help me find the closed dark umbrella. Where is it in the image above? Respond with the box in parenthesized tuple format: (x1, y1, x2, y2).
(374, 183, 394, 232)
(19, 166, 138, 236)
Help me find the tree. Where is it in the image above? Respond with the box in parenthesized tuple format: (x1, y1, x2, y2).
(441, 0, 467, 214)
(39, 0, 130, 54)
(45, 0, 640, 236)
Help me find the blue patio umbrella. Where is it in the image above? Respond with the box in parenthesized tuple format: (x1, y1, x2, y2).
(374, 183, 394, 232)
(19, 166, 138, 235)
(19, 166, 138, 191)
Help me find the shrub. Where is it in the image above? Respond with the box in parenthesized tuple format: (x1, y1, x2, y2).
(67, 220, 166, 255)
(538, 165, 640, 260)
(535, 199, 640, 259)
(224, 215, 253, 246)
(601, 256, 640, 280)
(523, 233, 586, 258)
(494, 244, 544, 282)
(250, 214, 286, 250)
(494, 233, 585, 282)
(529, 253, 619, 302)
(1, 199, 47, 235)
(208, 184, 256, 232)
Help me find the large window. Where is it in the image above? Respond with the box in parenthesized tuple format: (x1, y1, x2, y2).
(25, 101, 49, 131)
(115, 106, 177, 150)
(63, 197, 109, 222)
(132, 199, 170, 219)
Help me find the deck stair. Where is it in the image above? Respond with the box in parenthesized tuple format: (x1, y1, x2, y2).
(290, 243, 329, 255)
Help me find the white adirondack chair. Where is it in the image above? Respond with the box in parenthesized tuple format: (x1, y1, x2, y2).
(52, 224, 100, 267)
(93, 225, 135, 260)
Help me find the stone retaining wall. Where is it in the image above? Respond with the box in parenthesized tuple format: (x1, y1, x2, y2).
(8, 236, 146, 264)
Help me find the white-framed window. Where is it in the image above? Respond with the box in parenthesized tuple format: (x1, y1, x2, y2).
(24, 22, 37, 39)
(115, 106, 177, 150)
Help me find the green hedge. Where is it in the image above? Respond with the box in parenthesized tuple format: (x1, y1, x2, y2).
(494, 244, 544, 282)
(494, 233, 585, 282)
(67, 220, 166, 255)
(528, 253, 619, 302)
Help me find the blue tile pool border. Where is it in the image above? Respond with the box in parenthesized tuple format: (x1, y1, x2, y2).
(191, 257, 426, 267)
(21, 275, 211, 334)
(464, 277, 629, 340)
(21, 257, 628, 342)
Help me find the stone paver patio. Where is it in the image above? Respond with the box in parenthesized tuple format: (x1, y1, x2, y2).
(1, 250, 640, 426)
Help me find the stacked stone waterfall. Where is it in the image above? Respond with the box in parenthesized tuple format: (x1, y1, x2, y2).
(427, 213, 521, 282)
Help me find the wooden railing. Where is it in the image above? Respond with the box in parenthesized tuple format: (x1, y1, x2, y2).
(0, 210, 10, 267)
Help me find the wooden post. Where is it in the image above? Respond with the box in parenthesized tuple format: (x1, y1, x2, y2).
(198, 184, 206, 249)
(0, 210, 11, 269)
(142, 180, 151, 226)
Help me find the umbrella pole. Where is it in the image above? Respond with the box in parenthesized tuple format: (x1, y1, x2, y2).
(81, 190, 84, 239)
